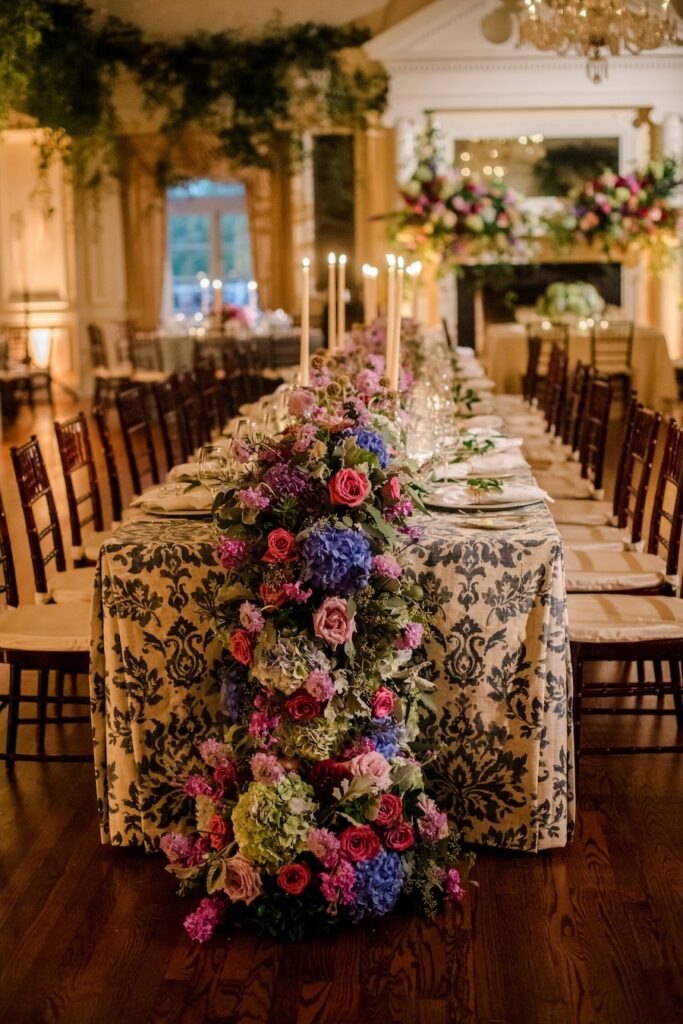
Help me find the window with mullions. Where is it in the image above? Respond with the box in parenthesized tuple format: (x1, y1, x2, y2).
(167, 179, 253, 315)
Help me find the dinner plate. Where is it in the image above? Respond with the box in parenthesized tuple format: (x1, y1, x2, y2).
(425, 491, 545, 512)
(142, 507, 213, 518)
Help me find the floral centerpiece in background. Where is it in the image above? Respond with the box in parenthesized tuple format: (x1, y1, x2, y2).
(160, 374, 473, 942)
(387, 114, 531, 271)
(545, 158, 682, 269)
(535, 281, 606, 321)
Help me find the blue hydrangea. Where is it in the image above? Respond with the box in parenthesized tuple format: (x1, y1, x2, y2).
(350, 850, 405, 921)
(346, 428, 389, 470)
(366, 718, 403, 759)
(301, 526, 372, 595)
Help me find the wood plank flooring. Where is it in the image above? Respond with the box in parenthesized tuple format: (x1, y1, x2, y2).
(0, 397, 682, 1024)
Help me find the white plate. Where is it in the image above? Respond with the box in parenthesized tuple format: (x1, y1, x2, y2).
(142, 507, 213, 518)
(425, 492, 544, 512)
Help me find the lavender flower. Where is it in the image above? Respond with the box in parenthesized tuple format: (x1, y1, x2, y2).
(219, 665, 244, 721)
(263, 462, 312, 500)
(301, 527, 372, 595)
(183, 896, 226, 943)
(349, 850, 404, 920)
(237, 487, 270, 510)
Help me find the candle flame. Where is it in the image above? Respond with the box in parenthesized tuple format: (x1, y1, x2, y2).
(338, 254, 347, 265)
(302, 257, 310, 268)
(397, 256, 405, 269)
(406, 261, 422, 276)
(328, 252, 337, 265)
(199, 277, 210, 288)
(247, 280, 257, 290)
(386, 254, 396, 267)
(211, 279, 222, 288)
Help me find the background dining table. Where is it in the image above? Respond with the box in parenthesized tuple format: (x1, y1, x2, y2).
(90, 499, 574, 854)
(483, 322, 678, 409)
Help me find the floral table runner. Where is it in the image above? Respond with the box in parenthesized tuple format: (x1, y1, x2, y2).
(90, 510, 573, 853)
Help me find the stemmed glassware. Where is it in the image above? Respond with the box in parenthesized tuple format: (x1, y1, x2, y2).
(197, 444, 231, 499)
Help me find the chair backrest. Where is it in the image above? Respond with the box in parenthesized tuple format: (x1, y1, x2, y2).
(154, 374, 191, 469)
(195, 356, 224, 437)
(178, 370, 206, 450)
(116, 386, 159, 495)
(10, 436, 68, 596)
(610, 391, 638, 517)
(0, 488, 19, 609)
(590, 320, 634, 375)
(648, 418, 683, 574)
(522, 335, 542, 404)
(616, 404, 662, 542)
(92, 405, 124, 523)
(130, 333, 163, 372)
(577, 375, 612, 491)
(560, 361, 590, 451)
(543, 343, 568, 436)
(0, 324, 30, 367)
(87, 323, 108, 369)
(54, 413, 105, 553)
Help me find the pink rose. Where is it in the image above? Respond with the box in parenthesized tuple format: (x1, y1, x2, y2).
(382, 476, 401, 501)
(347, 750, 392, 790)
(312, 597, 356, 649)
(223, 854, 263, 905)
(329, 469, 370, 508)
(372, 686, 395, 718)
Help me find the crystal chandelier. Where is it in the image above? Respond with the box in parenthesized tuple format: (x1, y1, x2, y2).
(518, 0, 682, 83)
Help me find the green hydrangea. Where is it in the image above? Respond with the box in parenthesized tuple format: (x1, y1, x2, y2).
(277, 717, 339, 761)
(232, 776, 318, 872)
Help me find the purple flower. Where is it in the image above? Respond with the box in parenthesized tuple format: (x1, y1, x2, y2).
(304, 669, 335, 701)
(441, 867, 466, 902)
(301, 526, 372, 595)
(216, 536, 252, 570)
(372, 554, 402, 579)
(160, 832, 194, 864)
(183, 774, 214, 797)
(344, 428, 389, 469)
(263, 462, 313, 500)
(320, 859, 357, 906)
(237, 487, 270, 510)
(384, 499, 413, 521)
(280, 580, 313, 603)
(307, 827, 341, 868)
(239, 601, 265, 634)
(292, 423, 317, 452)
(184, 896, 226, 943)
(417, 794, 449, 843)
(396, 622, 423, 651)
(398, 525, 422, 543)
(349, 849, 404, 920)
(365, 717, 403, 759)
(219, 665, 244, 721)
(232, 438, 253, 464)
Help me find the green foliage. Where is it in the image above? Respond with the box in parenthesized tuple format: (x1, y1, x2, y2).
(0, 1, 388, 186)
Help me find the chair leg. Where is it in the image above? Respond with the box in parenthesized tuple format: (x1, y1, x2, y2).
(5, 665, 22, 767)
(669, 660, 683, 729)
(571, 645, 583, 786)
(55, 671, 65, 717)
(636, 660, 646, 684)
(37, 670, 50, 751)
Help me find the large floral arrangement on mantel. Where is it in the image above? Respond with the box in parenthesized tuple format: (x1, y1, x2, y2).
(544, 159, 682, 269)
(160, 371, 473, 943)
(387, 115, 531, 271)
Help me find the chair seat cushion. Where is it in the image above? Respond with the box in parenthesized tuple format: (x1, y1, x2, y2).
(73, 530, 112, 562)
(535, 467, 598, 500)
(0, 603, 90, 652)
(44, 567, 96, 603)
(559, 524, 634, 552)
(551, 498, 615, 526)
(94, 366, 131, 381)
(567, 593, 683, 643)
(503, 416, 548, 438)
(132, 368, 167, 384)
(564, 550, 670, 593)
(524, 439, 574, 467)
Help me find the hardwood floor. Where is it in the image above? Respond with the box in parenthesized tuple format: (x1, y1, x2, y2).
(0, 398, 682, 1024)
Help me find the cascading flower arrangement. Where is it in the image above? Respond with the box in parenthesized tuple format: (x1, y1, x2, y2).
(387, 114, 531, 271)
(160, 373, 473, 942)
(545, 158, 682, 269)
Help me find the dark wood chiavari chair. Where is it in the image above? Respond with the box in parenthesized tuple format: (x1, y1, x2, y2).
(154, 374, 192, 469)
(54, 413, 109, 565)
(0, 324, 52, 407)
(576, 374, 613, 495)
(87, 323, 132, 406)
(0, 488, 91, 765)
(542, 343, 568, 437)
(560, 361, 590, 451)
(590, 319, 634, 407)
(178, 370, 206, 451)
(523, 320, 569, 406)
(129, 332, 167, 384)
(92, 404, 125, 524)
(195, 356, 225, 438)
(10, 437, 95, 603)
(116, 386, 160, 496)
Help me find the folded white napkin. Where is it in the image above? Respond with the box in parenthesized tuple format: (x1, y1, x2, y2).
(131, 482, 213, 513)
(439, 451, 529, 480)
(461, 414, 505, 431)
(454, 361, 485, 377)
(432, 481, 552, 507)
(462, 433, 524, 452)
(167, 461, 199, 483)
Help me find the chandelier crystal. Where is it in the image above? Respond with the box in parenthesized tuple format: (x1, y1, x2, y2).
(518, 0, 682, 83)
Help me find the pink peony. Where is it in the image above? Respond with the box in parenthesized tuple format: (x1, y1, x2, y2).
(304, 669, 335, 701)
(347, 750, 392, 790)
(312, 597, 356, 649)
(372, 553, 402, 579)
(183, 774, 213, 797)
(160, 832, 194, 864)
(237, 487, 270, 510)
(216, 537, 252, 570)
(354, 369, 381, 397)
(396, 622, 423, 651)
(198, 738, 231, 767)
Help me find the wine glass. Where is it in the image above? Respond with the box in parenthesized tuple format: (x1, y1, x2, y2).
(198, 444, 230, 498)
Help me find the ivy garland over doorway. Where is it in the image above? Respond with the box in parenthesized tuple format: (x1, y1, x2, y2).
(0, 1, 388, 188)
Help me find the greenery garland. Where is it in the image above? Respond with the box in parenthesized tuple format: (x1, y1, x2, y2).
(0, 1, 388, 187)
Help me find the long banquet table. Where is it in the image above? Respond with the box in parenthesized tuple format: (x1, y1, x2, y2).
(483, 322, 677, 409)
(90, 496, 574, 854)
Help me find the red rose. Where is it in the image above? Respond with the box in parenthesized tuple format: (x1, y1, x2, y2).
(277, 861, 312, 895)
(213, 761, 238, 795)
(375, 792, 403, 828)
(329, 469, 370, 508)
(384, 822, 415, 852)
(262, 528, 298, 563)
(229, 628, 253, 666)
(208, 813, 232, 851)
(259, 584, 288, 609)
(284, 690, 322, 721)
(339, 825, 381, 862)
(382, 477, 401, 501)
(371, 686, 395, 719)
(308, 759, 352, 800)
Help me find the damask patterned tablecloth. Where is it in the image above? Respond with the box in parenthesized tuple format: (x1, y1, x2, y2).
(90, 509, 574, 853)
